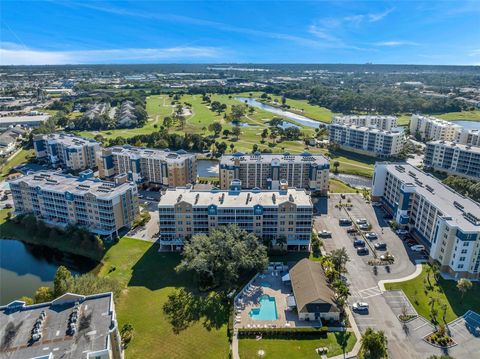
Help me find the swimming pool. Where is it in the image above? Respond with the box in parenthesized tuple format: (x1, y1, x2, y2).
(249, 295, 278, 320)
(260, 281, 272, 288)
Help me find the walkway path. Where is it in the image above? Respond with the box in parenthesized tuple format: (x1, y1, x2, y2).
(378, 263, 423, 291)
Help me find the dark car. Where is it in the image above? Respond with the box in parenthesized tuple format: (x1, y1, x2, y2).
(407, 240, 418, 247)
(384, 214, 393, 220)
(357, 247, 369, 255)
(354, 239, 366, 247)
(339, 218, 352, 226)
(374, 242, 387, 250)
(346, 227, 358, 234)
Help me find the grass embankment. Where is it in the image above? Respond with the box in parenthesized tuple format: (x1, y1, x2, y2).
(329, 179, 358, 193)
(0, 148, 35, 179)
(326, 149, 375, 178)
(97, 237, 230, 359)
(437, 110, 480, 121)
(0, 209, 105, 262)
(385, 264, 480, 323)
(239, 332, 356, 359)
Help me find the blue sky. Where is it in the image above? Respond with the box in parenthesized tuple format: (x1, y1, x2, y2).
(1, 1, 479, 65)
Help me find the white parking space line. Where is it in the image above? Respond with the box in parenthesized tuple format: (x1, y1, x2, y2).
(413, 322, 430, 331)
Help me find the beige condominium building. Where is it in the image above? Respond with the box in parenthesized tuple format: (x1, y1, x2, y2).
(33, 133, 100, 170)
(329, 123, 405, 157)
(219, 152, 329, 193)
(97, 146, 197, 187)
(9, 170, 139, 238)
(424, 140, 480, 180)
(158, 180, 313, 252)
(332, 115, 397, 131)
(372, 163, 480, 279)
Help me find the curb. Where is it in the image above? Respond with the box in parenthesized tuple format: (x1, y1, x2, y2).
(378, 263, 423, 291)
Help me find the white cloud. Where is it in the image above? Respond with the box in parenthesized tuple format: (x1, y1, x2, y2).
(0, 44, 224, 65)
(374, 41, 419, 47)
(367, 9, 395, 22)
(469, 49, 480, 56)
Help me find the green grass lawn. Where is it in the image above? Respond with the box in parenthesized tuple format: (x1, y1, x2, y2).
(385, 264, 480, 323)
(97, 237, 229, 359)
(329, 179, 358, 193)
(239, 332, 356, 358)
(0, 148, 35, 179)
(437, 110, 480, 121)
(325, 149, 375, 178)
(397, 114, 411, 126)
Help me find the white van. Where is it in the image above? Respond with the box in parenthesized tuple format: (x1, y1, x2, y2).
(410, 245, 425, 252)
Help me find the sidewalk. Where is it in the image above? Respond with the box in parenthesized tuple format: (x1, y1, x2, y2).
(326, 307, 362, 359)
(378, 263, 423, 291)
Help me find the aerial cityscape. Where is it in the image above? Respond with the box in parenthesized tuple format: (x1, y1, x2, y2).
(1, 1, 480, 359)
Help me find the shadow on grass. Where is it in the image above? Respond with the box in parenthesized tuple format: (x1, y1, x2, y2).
(329, 149, 377, 166)
(334, 331, 353, 354)
(437, 278, 480, 318)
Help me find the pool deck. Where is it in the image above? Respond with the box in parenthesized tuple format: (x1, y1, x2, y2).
(234, 267, 323, 329)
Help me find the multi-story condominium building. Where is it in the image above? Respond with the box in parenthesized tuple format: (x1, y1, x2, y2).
(0, 292, 123, 359)
(97, 146, 197, 187)
(372, 163, 480, 279)
(329, 123, 405, 157)
(158, 180, 313, 252)
(219, 152, 329, 193)
(457, 128, 480, 147)
(33, 133, 100, 170)
(9, 170, 139, 238)
(424, 141, 480, 180)
(332, 115, 397, 131)
(410, 115, 461, 142)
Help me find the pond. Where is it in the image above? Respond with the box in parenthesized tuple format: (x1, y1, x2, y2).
(448, 120, 480, 130)
(236, 97, 323, 129)
(0, 239, 97, 305)
(330, 173, 372, 189)
(197, 159, 219, 177)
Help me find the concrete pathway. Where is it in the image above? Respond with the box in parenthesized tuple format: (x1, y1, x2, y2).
(378, 263, 423, 291)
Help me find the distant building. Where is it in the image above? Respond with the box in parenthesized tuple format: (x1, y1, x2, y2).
(0, 114, 50, 129)
(288, 258, 340, 322)
(0, 127, 28, 157)
(0, 292, 123, 359)
(410, 115, 460, 142)
(158, 180, 313, 251)
(372, 163, 480, 279)
(9, 170, 139, 238)
(219, 152, 329, 193)
(33, 133, 100, 171)
(424, 141, 480, 180)
(97, 146, 197, 187)
(329, 123, 405, 157)
(332, 115, 397, 131)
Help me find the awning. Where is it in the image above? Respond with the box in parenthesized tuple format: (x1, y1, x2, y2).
(282, 273, 290, 282)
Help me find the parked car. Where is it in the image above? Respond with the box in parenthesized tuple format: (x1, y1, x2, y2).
(396, 229, 409, 235)
(380, 254, 395, 261)
(356, 218, 368, 224)
(352, 302, 369, 312)
(407, 240, 418, 247)
(4, 203, 12, 209)
(374, 242, 387, 250)
(358, 223, 370, 230)
(372, 202, 383, 207)
(346, 227, 358, 234)
(318, 230, 332, 238)
(357, 247, 369, 255)
(411, 245, 425, 252)
(339, 218, 352, 226)
(354, 239, 366, 247)
(365, 232, 378, 240)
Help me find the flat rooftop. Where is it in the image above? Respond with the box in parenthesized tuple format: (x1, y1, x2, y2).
(220, 152, 329, 165)
(333, 115, 397, 121)
(330, 123, 404, 135)
(383, 163, 480, 231)
(0, 115, 50, 125)
(109, 146, 195, 162)
(427, 140, 480, 154)
(0, 293, 115, 359)
(158, 187, 312, 208)
(9, 171, 135, 199)
(36, 133, 99, 147)
(413, 115, 461, 128)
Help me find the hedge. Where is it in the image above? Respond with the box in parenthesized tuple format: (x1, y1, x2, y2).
(238, 326, 329, 338)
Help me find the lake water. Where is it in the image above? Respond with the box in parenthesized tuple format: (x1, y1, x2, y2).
(236, 97, 322, 129)
(449, 120, 480, 130)
(0, 239, 96, 305)
(197, 159, 219, 177)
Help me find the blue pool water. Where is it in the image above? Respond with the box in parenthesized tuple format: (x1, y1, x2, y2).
(249, 295, 278, 320)
(260, 281, 272, 288)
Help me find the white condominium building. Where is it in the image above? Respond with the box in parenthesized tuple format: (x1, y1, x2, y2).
(372, 163, 480, 279)
(219, 152, 329, 193)
(332, 115, 397, 131)
(424, 141, 480, 180)
(9, 170, 139, 238)
(158, 180, 313, 252)
(457, 128, 480, 147)
(329, 123, 405, 157)
(409, 115, 460, 141)
(97, 146, 197, 187)
(33, 133, 100, 171)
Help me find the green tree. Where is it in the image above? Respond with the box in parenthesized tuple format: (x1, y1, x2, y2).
(19, 296, 34, 305)
(176, 225, 268, 289)
(230, 104, 245, 122)
(360, 328, 388, 359)
(120, 323, 134, 348)
(222, 129, 231, 138)
(457, 278, 473, 303)
(208, 122, 223, 137)
(232, 126, 241, 141)
(333, 161, 340, 174)
(53, 266, 73, 298)
(276, 235, 287, 252)
(329, 247, 350, 274)
(260, 128, 268, 143)
(35, 286, 54, 303)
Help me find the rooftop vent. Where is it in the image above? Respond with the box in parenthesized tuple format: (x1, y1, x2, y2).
(425, 185, 435, 193)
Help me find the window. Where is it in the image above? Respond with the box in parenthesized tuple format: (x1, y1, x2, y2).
(459, 257, 466, 262)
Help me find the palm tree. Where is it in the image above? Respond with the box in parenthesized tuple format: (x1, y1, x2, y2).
(330, 247, 350, 275)
(456, 278, 473, 303)
(431, 262, 440, 282)
(425, 265, 432, 288)
(360, 328, 388, 359)
(333, 161, 340, 174)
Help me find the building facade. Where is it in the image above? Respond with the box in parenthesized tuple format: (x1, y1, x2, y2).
(9, 170, 139, 238)
(424, 141, 480, 180)
(158, 180, 313, 251)
(372, 163, 480, 279)
(33, 133, 100, 171)
(0, 292, 123, 359)
(219, 152, 329, 193)
(329, 123, 405, 157)
(410, 115, 460, 142)
(97, 146, 197, 187)
(332, 115, 397, 131)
